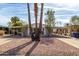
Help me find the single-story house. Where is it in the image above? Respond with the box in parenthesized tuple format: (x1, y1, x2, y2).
(0, 23, 71, 37)
(9, 23, 70, 36)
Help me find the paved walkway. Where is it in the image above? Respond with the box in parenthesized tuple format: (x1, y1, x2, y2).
(58, 38, 79, 48)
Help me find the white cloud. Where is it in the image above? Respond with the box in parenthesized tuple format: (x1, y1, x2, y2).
(55, 18, 70, 27)
(0, 7, 27, 15)
(0, 15, 10, 26)
(56, 19, 70, 23)
(43, 0, 79, 4)
(43, 3, 79, 12)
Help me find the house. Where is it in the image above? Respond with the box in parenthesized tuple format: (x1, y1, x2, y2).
(0, 26, 9, 34)
(8, 23, 47, 36)
(52, 27, 70, 36)
(1, 23, 70, 37)
(27, 23, 47, 36)
(0, 26, 9, 36)
(69, 25, 79, 32)
(8, 23, 70, 37)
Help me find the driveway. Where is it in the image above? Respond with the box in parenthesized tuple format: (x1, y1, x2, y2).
(58, 38, 79, 48)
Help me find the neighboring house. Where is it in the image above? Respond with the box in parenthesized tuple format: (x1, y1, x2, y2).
(27, 23, 70, 36)
(52, 27, 70, 36)
(66, 25, 79, 36)
(9, 23, 46, 36)
(0, 26, 9, 36)
(0, 26, 9, 34)
(69, 25, 79, 32)
(10, 26, 28, 36)
(9, 23, 47, 36)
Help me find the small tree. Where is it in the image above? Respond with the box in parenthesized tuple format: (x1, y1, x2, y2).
(70, 15, 79, 25)
(8, 16, 27, 35)
(70, 15, 79, 32)
(45, 9, 55, 36)
(8, 16, 23, 26)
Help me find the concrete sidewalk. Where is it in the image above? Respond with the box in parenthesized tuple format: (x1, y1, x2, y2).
(0, 38, 12, 46)
(58, 38, 79, 49)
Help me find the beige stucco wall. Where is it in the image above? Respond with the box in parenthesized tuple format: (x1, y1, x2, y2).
(0, 30, 5, 36)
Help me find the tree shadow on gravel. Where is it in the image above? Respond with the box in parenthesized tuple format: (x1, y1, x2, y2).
(0, 41, 33, 56)
(25, 41, 39, 56)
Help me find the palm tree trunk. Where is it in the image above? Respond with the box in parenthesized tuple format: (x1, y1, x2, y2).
(34, 3, 38, 33)
(35, 3, 44, 41)
(27, 3, 32, 35)
(34, 3, 40, 41)
(27, 3, 44, 41)
(39, 3, 44, 31)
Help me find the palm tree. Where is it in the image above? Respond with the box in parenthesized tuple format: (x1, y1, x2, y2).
(39, 3, 44, 31)
(34, 3, 40, 41)
(34, 3, 38, 33)
(35, 3, 44, 41)
(27, 3, 44, 41)
(32, 3, 44, 41)
(27, 3, 36, 41)
(27, 3, 32, 34)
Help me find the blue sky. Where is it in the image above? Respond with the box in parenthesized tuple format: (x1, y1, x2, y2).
(0, 3, 79, 27)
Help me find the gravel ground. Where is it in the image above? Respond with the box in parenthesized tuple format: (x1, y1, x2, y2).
(31, 38, 79, 56)
(0, 38, 31, 55)
(0, 37, 79, 56)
